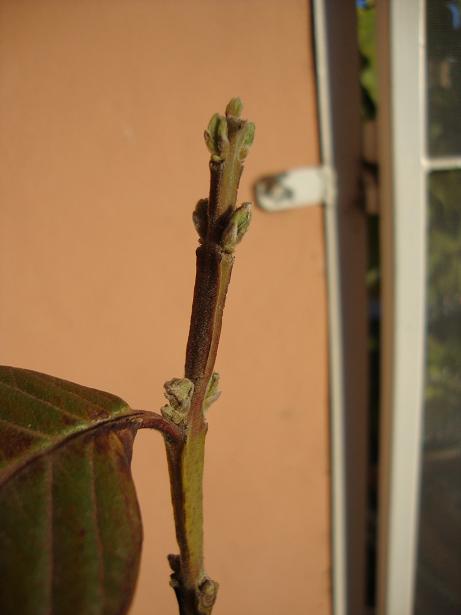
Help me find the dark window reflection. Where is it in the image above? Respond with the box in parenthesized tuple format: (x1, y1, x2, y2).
(414, 170, 461, 614)
(427, 0, 461, 156)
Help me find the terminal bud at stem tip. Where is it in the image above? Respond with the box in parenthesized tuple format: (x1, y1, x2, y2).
(225, 96, 243, 118)
(204, 98, 255, 165)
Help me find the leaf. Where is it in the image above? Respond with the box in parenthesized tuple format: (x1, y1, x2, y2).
(0, 366, 144, 615)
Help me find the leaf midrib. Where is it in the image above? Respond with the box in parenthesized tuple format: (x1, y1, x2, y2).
(0, 411, 143, 488)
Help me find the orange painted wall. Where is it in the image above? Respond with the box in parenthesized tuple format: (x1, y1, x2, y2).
(0, 1, 331, 613)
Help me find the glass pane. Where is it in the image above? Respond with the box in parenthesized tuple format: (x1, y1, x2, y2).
(414, 170, 461, 614)
(427, 0, 461, 156)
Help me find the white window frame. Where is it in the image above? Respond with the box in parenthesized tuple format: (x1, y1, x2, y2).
(313, 3, 348, 611)
(377, 2, 427, 613)
(377, 1, 461, 613)
(313, 2, 367, 615)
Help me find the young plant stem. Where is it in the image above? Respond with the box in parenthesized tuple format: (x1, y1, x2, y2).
(160, 98, 255, 615)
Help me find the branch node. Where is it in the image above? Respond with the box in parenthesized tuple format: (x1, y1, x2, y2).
(161, 378, 194, 426)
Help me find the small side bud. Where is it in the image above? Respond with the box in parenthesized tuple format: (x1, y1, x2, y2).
(225, 97, 243, 118)
(204, 113, 229, 160)
(161, 378, 194, 425)
(204, 372, 221, 412)
(164, 378, 194, 411)
(238, 121, 256, 161)
(193, 198, 208, 241)
(220, 202, 252, 253)
(167, 554, 181, 588)
(167, 553, 181, 573)
(199, 578, 219, 609)
(160, 403, 176, 424)
(217, 116, 230, 157)
(204, 113, 220, 156)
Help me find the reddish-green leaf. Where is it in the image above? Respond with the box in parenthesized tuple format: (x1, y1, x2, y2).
(0, 366, 144, 615)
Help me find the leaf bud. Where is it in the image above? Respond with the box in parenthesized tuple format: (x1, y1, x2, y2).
(225, 97, 243, 118)
(238, 121, 256, 161)
(204, 372, 221, 412)
(220, 202, 252, 253)
(204, 113, 229, 160)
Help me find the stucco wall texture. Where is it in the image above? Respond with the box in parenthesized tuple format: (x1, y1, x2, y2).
(0, 1, 331, 613)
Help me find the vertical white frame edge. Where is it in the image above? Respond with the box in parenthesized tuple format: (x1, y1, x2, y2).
(378, 1, 427, 614)
(312, 2, 347, 614)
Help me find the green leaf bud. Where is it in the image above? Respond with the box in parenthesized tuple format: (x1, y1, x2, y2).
(164, 378, 194, 412)
(220, 202, 252, 253)
(204, 113, 229, 160)
(238, 121, 256, 161)
(225, 97, 243, 118)
(204, 372, 221, 412)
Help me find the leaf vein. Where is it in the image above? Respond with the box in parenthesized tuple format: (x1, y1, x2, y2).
(0, 412, 143, 488)
(32, 372, 115, 416)
(0, 380, 89, 423)
(90, 441, 105, 613)
(8, 367, 17, 387)
(0, 417, 50, 440)
(48, 456, 54, 615)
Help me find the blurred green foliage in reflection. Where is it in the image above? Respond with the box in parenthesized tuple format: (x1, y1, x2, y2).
(425, 171, 461, 448)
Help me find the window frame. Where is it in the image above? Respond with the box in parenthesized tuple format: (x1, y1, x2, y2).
(376, 1, 461, 613)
